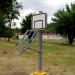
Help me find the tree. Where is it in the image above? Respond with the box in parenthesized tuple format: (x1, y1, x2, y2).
(6, 0, 22, 41)
(0, 25, 6, 37)
(0, 0, 22, 27)
(6, 0, 22, 28)
(0, 10, 6, 37)
(0, 0, 22, 41)
(51, 3, 75, 45)
(45, 23, 56, 33)
(21, 14, 32, 33)
(0, 13, 13, 40)
(21, 14, 34, 43)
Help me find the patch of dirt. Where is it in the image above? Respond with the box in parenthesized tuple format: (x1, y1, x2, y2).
(11, 72, 29, 75)
(44, 65, 75, 75)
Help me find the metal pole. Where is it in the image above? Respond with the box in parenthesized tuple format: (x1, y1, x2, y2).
(38, 30, 42, 71)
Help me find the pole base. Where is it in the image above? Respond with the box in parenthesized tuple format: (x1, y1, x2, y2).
(31, 71, 48, 75)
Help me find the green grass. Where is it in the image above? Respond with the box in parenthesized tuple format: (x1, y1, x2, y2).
(42, 40, 75, 65)
(0, 39, 75, 74)
(0, 39, 75, 65)
(19, 39, 75, 66)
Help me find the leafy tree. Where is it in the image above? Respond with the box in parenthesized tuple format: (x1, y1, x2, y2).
(5, 27, 14, 41)
(0, 25, 6, 37)
(8, 0, 22, 41)
(0, 14, 13, 40)
(0, 0, 22, 41)
(6, 0, 22, 28)
(0, 0, 22, 27)
(0, 0, 12, 24)
(21, 14, 32, 33)
(0, 11, 5, 37)
(45, 23, 56, 33)
(51, 3, 75, 45)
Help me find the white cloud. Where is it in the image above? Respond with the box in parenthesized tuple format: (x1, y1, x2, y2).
(43, 0, 74, 7)
(16, 0, 75, 28)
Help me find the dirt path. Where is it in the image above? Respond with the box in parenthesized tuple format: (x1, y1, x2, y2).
(0, 57, 75, 75)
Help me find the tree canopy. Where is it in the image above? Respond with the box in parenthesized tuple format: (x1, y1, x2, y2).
(51, 3, 75, 45)
(45, 23, 56, 33)
(21, 14, 32, 33)
(0, 0, 22, 40)
(0, 0, 22, 27)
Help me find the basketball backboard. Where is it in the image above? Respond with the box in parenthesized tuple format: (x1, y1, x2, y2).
(32, 13, 47, 30)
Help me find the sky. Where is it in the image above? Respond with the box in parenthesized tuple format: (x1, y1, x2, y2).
(15, 0, 75, 28)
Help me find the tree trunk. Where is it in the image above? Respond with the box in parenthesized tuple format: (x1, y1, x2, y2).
(68, 35, 74, 45)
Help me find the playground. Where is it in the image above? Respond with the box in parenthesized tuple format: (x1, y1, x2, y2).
(0, 39, 75, 75)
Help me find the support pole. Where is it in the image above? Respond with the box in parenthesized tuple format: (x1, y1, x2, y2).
(38, 30, 42, 71)
(32, 30, 47, 75)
